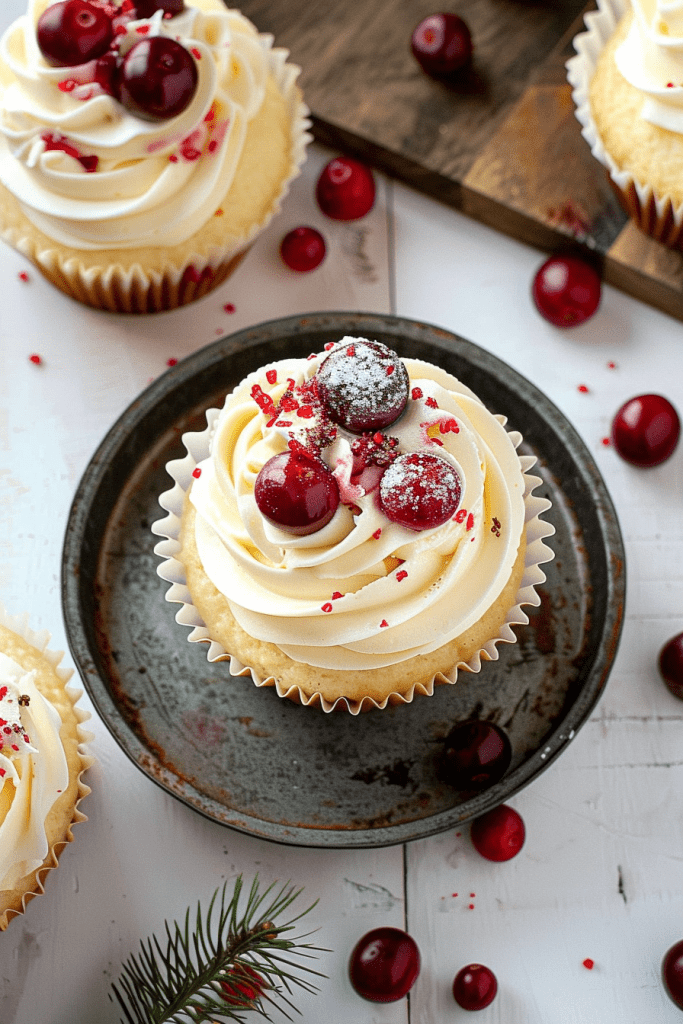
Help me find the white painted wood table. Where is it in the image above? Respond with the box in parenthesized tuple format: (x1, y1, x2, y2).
(2, 9, 683, 1021)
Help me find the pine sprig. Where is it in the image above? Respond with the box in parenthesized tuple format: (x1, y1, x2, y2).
(110, 876, 327, 1024)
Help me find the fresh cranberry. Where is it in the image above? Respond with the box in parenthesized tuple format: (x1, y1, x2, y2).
(380, 452, 461, 531)
(441, 720, 512, 789)
(659, 632, 683, 700)
(254, 450, 340, 535)
(280, 226, 326, 272)
(220, 963, 264, 1008)
(134, 0, 185, 15)
(532, 254, 601, 327)
(316, 157, 376, 221)
(663, 940, 683, 1010)
(117, 37, 197, 121)
(37, 0, 114, 67)
(470, 804, 525, 861)
(611, 394, 680, 467)
(317, 339, 409, 434)
(349, 927, 420, 1003)
(94, 50, 118, 94)
(452, 963, 498, 1010)
(411, 13, 472, 77)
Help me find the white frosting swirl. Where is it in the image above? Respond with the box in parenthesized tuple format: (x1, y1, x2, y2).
(0, 0, 271, 247)
(189, 342, 526, 671)
(615, 0, 683, 132)
(0, 652, 69, 892)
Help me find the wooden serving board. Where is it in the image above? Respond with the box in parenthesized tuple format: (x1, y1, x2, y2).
(238, 0, 683, 322)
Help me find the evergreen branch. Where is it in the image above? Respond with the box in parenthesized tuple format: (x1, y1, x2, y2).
(110, 875, 327, 1023)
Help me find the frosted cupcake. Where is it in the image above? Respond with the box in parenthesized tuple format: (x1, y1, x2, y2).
(568, 0, 683, 248)
(154, 338, 555, 713)
(0, 604, 92, 930)
(0, 0, 310, 311)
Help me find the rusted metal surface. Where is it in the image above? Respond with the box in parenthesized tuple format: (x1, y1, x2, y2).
(61, 312, 625, 848)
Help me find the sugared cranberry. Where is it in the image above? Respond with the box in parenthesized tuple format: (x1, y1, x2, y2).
(349, 927, 420, 1003)
(220, 963, 264, 1008)
(380, 452, 461, 531)
(316, 157, 376, 221)
(254, 450, 340, 535)
(611, 394, 680, 467)
(117, 37, 198, 121)
(37, 0, 114, 67)
(663, 940, 683, 1010)
(317, 340, 409, 434)
(441, 720, 512, 789)
(411, 13, 473, 77)
(134, 0, 185, 16)
(532, 254, 601, 327)
(280, 226, 326, 272)
(470, 804, 525, 861)
(452, 963, 498, 1011)
(659, 632, 683, 700)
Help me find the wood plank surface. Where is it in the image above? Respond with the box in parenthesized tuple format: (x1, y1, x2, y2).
(239, 0, 683, 321)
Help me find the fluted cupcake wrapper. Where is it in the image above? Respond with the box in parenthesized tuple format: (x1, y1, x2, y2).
(152, 410, 556, 715)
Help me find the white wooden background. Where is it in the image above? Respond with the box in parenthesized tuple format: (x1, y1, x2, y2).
(2, 2, 683, 1020)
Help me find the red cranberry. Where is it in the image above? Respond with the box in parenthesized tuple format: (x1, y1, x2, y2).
(663, 940, 683, 1010)
(411, 13, 472, 77)
(379, 452, 461, 531)
(37, 0, 114, 67)
(117, 37, 198, 121)
(441, 720, 512, 789)
(254, 450, 340, 535)
(280, 226, 326, 272)
(317, 340, 409, 434)
(452, 963, 498, 1011)
(611, 394, 680, 467)
(349, 927, 420, 1003)
(220, 963, 264, 1008)
(659, 632, 683, 700)
(532, 254, 601, 327)
(316, 157, 375, 221)
(470, 804, 525, 862)
(134, 0, 185, 15)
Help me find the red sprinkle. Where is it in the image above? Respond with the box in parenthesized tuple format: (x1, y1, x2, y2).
(58, 79, 76, 92)
(466, 513, 474, 531)
(169, 154, 178, 162)
(578, 384, 589, 393)
(440, 418, 459, 434)
(29, 353, 43, 365)
(372, 528, 382, 539)
(136, 24, 150, 34)
(386, 364, 395, 376)
(18, 271, 29, 282)
(167, 357, 178, 366)
(266, 369, 278, 385)
(411, 387, 423, 400)
(379, 619, 389, 628)
(607, 361, 617, 369)
(223, 303, 235, 313)
(324, 342, 335, 351)
(215, 208, 223, 216)
(332, 591, 343, 600)
(396, 570, 408, 582)
(601, 436, 611, 446)
(192, 467, 202, 479)
(582, 959, 594, 970)
(191, 47, 201, 60)
(455, 508, 468, 524)
(322, 603, 333, 613)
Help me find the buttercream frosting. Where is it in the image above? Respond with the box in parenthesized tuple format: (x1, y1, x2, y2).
(188, 341, 527, 671)
(0, 0, 272, 248)
(0, 652, 69, 892)
(615, 0, 683, 131)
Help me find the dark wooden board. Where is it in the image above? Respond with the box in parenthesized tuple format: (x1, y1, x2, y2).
(238, 0, 683, 321)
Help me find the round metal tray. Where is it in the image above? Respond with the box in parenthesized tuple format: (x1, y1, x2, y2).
(62, 312, 625, 848)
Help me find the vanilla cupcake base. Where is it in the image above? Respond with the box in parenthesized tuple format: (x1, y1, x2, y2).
(567, 0, 683, 249)
(153, 413, 555, 715)
(0, 605, 92, 931)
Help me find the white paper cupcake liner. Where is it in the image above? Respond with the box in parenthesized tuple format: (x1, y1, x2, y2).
(0, 41, 312, 313)
(152, 411, 555, 715)
(0, 602, 94, 930)
(566, 0, 683, 247)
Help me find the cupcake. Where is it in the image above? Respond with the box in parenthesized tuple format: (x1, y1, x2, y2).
(154, 338, 555, 713)
(0, 604, 92, 930)
(568, 0, 683, 248)
(0, 0, 310, 312)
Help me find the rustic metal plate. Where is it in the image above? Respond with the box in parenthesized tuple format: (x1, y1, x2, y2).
(61, 312, 625, 848)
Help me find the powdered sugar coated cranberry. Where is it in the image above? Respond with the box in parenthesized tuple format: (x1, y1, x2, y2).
(379, 452, 461, 531)
(317, 340, 409, 434)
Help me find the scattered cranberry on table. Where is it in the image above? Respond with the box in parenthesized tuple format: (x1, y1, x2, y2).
(316, 157, 376, 221)
(659, 632, 683, 700)
(254, 450, 340, 536)
(452, 963, 498, 1011)
(470, 804, 525, 861)
(37, 0, 114, 67)
(117, 36, 198, 121)
(531, 254, 601, 327)
(441, 719, 512, 789)
(662, 940, 683, 1010)
(411, 13, 473, 77)
(610, 394, 680, 467)
(349, 927, 420, 1002)
(280, 226, 326, 272)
